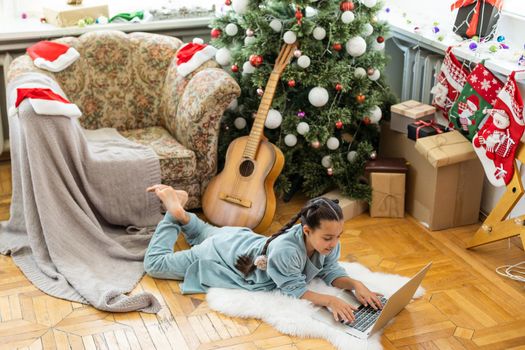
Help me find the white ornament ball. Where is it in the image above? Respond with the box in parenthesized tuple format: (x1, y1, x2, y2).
(305, 6, 318, 17)
(232, 0, 249, 14)
(227, 99, 238, 111)
(371, 40, 385, 51)
(327, 137, 340, 150)
(341, 11, 355, 24)
(308, 87, 329, 107)
(368, 69, 380, 81)
(225, 23, 239, 36)
(215, 48, 231, 66)
(284, 134, 298, 147)
(347, 150, 357, 162)
(312, 27, 326, 40)
(297, 55, 311, 68)
(244, 36, 256, 45)
(242, 61, 255, 74)
(296, 122, 310, 135)
(362, 23, 374, 37)
(234, 117, 247, 129)
(269, 19, 282, 32)
(322, 155, 333, 168)
(362, 0, 377, 8)
(265, 109, 282, 129)
(369, 105, 382, 123)
(346, 36, 367, 57)
(294, 49, 302, 58)
(354, 67, 367, 78)
(283, 31, 297, 44)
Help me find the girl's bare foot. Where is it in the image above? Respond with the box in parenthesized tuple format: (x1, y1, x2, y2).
(147, 185, 189, 223)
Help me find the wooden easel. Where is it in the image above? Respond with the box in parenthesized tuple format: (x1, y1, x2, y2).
(468, 142, 525, 249)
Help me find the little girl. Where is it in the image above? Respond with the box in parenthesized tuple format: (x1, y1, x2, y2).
(144, 185, 382, 323)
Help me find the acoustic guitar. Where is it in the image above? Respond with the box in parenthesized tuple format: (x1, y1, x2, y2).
(202, 44, 296, 233)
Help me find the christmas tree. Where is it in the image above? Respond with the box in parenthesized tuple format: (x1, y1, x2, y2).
(211, 0, 394, 201)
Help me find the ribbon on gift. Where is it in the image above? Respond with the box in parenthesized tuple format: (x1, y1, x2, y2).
(414, 120, 444, 140)
(415, 131, 476, 168)
(373, 190, 404, 217)
(450, 0, 503, 38)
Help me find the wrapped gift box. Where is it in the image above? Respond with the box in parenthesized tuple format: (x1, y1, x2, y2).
(370, 173, 406, 218)
(407, 121, 448, 141)
(44, 3, 109, 27)
(323, 189, 368, 221)
(390, 100, 435, 134)
(365, 157, 408, 175)
(453, 1, 501, 39)
(379, 122, 483, 230)
(414, 130, 476, 168)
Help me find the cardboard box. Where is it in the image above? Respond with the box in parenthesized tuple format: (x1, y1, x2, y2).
(322, 189, 368, 221)
(370, 173, 405, 218)
(415, 130, 477, 168)
(390, 100, 435, 134)
(379, 122, 483, 230)
(44, 3, 109, 27)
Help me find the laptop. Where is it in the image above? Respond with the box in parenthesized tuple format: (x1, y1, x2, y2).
(312, 262, 432, 339)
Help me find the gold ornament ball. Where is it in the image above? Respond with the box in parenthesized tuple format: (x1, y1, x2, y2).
(311, 140, 321, 149)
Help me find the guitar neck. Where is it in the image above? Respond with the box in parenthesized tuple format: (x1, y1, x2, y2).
(243, 72, 281, 159)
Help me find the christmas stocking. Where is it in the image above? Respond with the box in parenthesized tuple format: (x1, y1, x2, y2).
(431, 47, 469, 120)
(449, 63, 503, 140)
(27, 41, 80, 73)
(472, 71, 525, 187)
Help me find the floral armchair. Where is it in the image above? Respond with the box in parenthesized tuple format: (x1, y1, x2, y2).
(7, 30, 240, 209)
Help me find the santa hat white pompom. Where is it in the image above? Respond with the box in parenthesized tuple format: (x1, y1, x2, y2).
(27, 41, 80, 73)
(176, 40, 217, 77)
(12, 86, 82, 119)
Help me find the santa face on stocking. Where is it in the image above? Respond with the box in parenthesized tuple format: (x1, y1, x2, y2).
(457, 94, 479, 131)
(484, 110, 512, 156)
(431, 82, 449, 108)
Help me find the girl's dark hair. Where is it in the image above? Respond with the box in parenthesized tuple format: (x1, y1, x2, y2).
(235, 197, 343, 277)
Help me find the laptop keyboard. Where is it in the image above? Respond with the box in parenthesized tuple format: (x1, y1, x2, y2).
(342, 297, 389, 332)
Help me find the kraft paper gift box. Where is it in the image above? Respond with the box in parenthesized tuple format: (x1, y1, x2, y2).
(390, 100, 436, 134)
(44, 3, 109, 27)
(379, 122, 483, 230)
(323, 189, 368, 221)
(370, 173, 406, 218)
(414, 130, 476, 168)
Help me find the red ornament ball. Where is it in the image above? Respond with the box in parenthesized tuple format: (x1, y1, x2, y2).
(335, 83, 343, 91)
(363, 116, 371, 124)
(332, 42, 342, 51)
(225, 0, 231, 5)
(377, 36, 385, 43)
(336, 120, 344, 129)
(288, 79, 296, 87)
(249, 54, 263, 67)
(356, 94, 366, 103)
(295, 9, 303, 21)
(340, 1, 355, 11)
(211, 28, 221, 38)
(231, 64, 239, 73)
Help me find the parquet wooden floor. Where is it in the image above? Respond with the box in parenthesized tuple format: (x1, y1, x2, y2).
(1, 160, 524, 349)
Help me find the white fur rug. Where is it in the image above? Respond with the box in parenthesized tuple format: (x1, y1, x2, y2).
(207, 262, 425, 350)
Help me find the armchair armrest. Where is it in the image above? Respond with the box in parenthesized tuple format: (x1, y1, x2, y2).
(171, 68, 240, 187)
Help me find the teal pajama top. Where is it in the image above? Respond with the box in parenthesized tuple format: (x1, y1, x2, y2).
(145, 212, 348, 298)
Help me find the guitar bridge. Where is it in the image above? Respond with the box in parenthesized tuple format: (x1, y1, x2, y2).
(219, 192, 252, 208)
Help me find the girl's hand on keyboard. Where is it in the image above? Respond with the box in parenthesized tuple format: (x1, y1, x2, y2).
(353, 281, 383, 310)
(328, 296, 358, 323)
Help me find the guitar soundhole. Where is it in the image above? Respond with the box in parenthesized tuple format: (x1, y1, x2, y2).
(239, 160, 255, 177)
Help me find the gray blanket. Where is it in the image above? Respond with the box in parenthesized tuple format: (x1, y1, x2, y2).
(0, 73, 163, 313)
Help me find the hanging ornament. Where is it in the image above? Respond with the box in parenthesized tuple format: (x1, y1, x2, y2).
(341, 11, 355, 24)
(249, 54, 263, 67)
(354, 67, 367, 78)
(345, 36, 367, 57)
(225, 0, 231, 5)
(283, 31, 297, 44)
(313, 27, 326, 40)
(297, 55, 311, 68)
(297, 122, 310, 135)
(340, 1, 355, 11)
(295, 6, 303, 25)
(377, 36, 385, 43)
(497, 35, 505, 42)
(242, 61, 255, 74)
(246, 29, 254, 37)
(215, 48, 231, 66)
(305, 6, 318, 17)
(257, 87, 264, 96)
(297, 111, 306, 118)
(363, 116, 371, 124)
(211, 28, 222, 38)
(244, 36, 256, 45)
(362, 23, 374, 37)
(308, 87, 329, 107)
(356, 93, 366, 103)
(347, 150, 357, 162)
(288, 79, 296, 87)
(367, 67, 375, 76)
(327, 167, 334, 176)
(362, 0, 377, 8)
(311, 140, 321, 149)
(232, 0, 249, 14)
(332, 43, 343, 51)
(370, 150, 377, 159)
(284, 134, 298, 147)
(335, 83, 343, 91)
(368, 69, 380, 81)
(294, 49, 302, 58)
(335, 120, 343, 129)
(269, 19, 282, 32)
(369, 105, 382, 123)
(225, 23, 239, 36)
(234, 117, 247, 129)
(327, 137, 340, 150)
(322, 155, 333, 168)
(231, 64, 239, 72)
(265, 109, 282, 129)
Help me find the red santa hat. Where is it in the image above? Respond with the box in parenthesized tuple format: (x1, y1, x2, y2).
(466, 94, 479, 112)
(27, 41, 80, 73)
(9, 86, 82, 119)
(176, 38, 217, 77)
